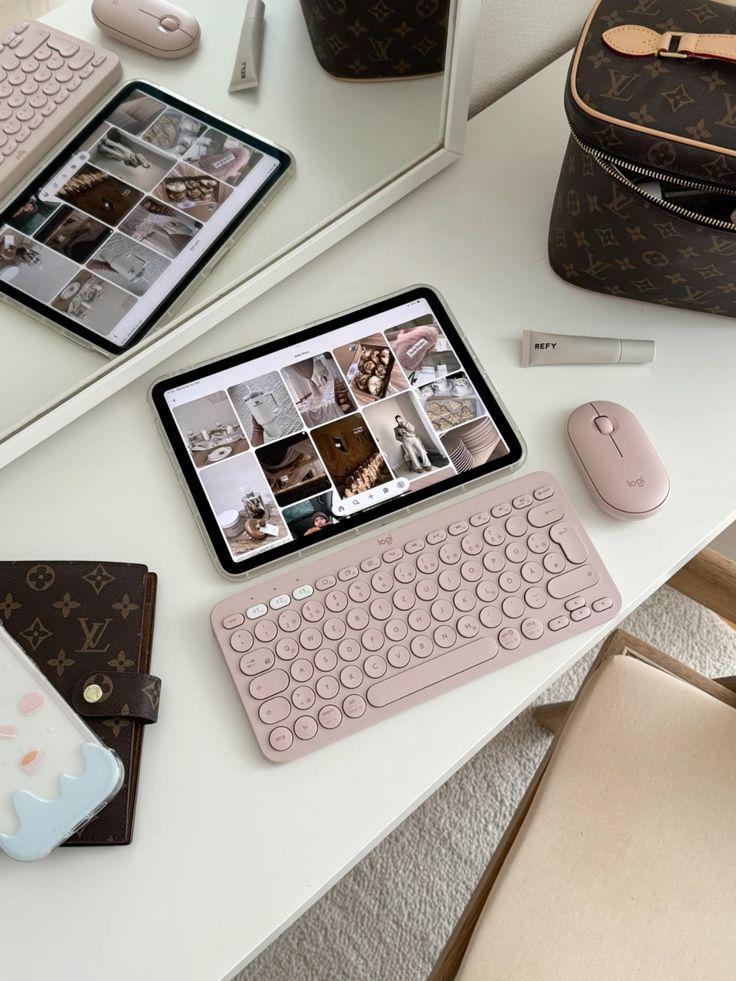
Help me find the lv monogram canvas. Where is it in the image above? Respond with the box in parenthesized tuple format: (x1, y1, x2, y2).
(298, 0, 450, 80)
(0, 561, 159, 845)
(549, 0, 736, 318)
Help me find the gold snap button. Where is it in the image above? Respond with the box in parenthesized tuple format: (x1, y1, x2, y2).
(84, 683, 103, 704)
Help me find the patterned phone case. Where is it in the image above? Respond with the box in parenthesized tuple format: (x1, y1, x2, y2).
(0, 625, 123, 861)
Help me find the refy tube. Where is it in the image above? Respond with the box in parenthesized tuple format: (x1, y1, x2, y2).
(521, 329, 655, 367)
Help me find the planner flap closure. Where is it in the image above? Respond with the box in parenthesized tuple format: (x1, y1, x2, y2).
(72, 671, 161, 724)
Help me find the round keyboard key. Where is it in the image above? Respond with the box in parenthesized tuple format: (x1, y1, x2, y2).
(3, 117, 20, 133)
(521, 561, 544, 583)
(21, 58, 38, 73)
(299, 628, 322, 651)
(499, 571, 521, 593)
(249, 669, 289, 700)
(19, 81, 36, 97)
(394, 562, 416, 584)
(370, 598, 392, 621)
(364, 655, 387, 678)
(411, 635, 433, 658)
(416, 578, 438, 602)
(460, 560, 483, 583)
(295, 715, 318, 740)
(291, 659, 314, 683)
(35, 45, 52, 61)
(502, 596, 525, 619)
(42, 79, 59, 95)
(362, 628, 384, 652)
(15, 124, 29, 142)
(505, 516, 527, 538)
(543, 552, 566, 574)
(276, 637, 298, 661)
(521, 617, 545, 640)
(323, 618, 345, 641)
(483, 552, 505, 574)
(476, 580, 499, 603)
(457, 615, 480, 639)
(340, 665, 363, 689)
(338, 638, 361, 662)
(479, 605, 503, 629)
(325, 589, 348, 612)
(525, 587, 548, 610)
(431, 599, 454, 622)
(292, 686, 316, 709)
(483, 524, 505, 547)
(439, 542, 461, 565)
(348, 580, 370, 603)
(393, 587, 415, 611)
(278, 609, 301, 633)
(254, 619, 277, 643)
(0, 82, 11, 98)
(301, 600, 324, 622)
(34, 66, 51, 81)
(314, 648, 337, 672)
(408, 608, 431, 631)
(230, 629, 254, 653)
(417, 553, 439, 574)
(387, 645, 410, 668)
(499, 627, 521, 650)
(269, 726, 293, 752)
(318, 704, 342, 729)
(2, 138, 17, 154)
(0, 106, 10, 121)
(258, 696, 290, 724)
(434, 625, 456, 649)
(46, 56, 63, 70)
(371, 572, 394, 594)
(316, 676, 339, 699)
(528, 533, 549, 554)
(438, 569, 461, 592)
(223, 612, 245, 630)
(8, 70, 23, 86)
(453, 590, 476, 612)
(505, 542, 528, 564)
(347, 607, 370, 631)
(385, 618, 408, 641)
(239, 649, 275, 676)
(461, 534, 483, 555)
(343, 694, 367, 719)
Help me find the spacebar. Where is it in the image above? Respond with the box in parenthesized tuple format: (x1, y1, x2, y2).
(366, 639, 498, 708)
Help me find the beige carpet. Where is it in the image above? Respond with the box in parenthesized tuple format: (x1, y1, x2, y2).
(236, 586, 736, 981)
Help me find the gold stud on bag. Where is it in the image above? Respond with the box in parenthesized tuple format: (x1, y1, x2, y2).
(548, 0, 736, 319)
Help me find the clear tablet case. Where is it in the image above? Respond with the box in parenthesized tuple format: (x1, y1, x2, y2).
(0, 625, 124, 861)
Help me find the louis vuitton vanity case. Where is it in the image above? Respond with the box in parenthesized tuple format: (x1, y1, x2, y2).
(549, 0, 736, 318)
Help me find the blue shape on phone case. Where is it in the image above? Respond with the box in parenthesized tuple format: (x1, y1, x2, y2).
(0, 742, 123, 861)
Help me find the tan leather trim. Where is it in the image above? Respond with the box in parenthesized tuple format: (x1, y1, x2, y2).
(603, 24, 736, 62)
(570, 0, 736, 160)
(602, 25, 660, 56)
(681, 32, 736, 62)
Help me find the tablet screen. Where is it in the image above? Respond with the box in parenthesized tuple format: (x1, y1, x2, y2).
(153, 287, 524, 576)
(0, 82, 290, 353)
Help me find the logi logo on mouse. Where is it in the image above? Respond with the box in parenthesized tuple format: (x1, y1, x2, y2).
(627, 476, 645, 488)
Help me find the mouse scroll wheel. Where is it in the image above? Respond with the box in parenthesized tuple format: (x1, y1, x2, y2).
(594, 415, 614, 435)
(159, 15, 181, 31)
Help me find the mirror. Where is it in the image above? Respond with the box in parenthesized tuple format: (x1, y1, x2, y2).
(0, 0, 478, 467)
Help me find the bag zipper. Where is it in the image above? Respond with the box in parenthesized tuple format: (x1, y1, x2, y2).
(571, 130, 736, 232)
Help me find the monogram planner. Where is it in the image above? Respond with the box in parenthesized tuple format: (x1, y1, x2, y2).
(0, 561, 160, 845)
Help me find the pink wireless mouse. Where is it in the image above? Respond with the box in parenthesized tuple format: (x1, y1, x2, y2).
(92, 0, 201, 59)
(567, 400, 670, 520)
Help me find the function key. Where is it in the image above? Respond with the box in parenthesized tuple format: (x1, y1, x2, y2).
(491, 502, 511, 518)
(222, 613, 244, 630)
(533, 485, 555, 500)
(592, 596, 614, 613)
(383, 547, 403, 563)
(338, 565, 359, 581)
(315, 576, 336, 591)
(246, 603, 268, 620)
(360, 556, 381, 571)
(295, 716, 317, 740)
(405, 538, 425, 554)
(512, 494, 533, 509)
(268, 726, 293, 752)
(269, 593, 291, 609)
(426, 529, 447, 545)
(449, 520, 468, 536)
(470, 511, 490, 527)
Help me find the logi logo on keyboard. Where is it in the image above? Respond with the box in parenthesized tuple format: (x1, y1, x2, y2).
(377, 535, 393, 545)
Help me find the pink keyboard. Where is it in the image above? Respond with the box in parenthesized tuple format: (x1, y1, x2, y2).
(0, 20, 121, 200)
(211, 471, 621, 762)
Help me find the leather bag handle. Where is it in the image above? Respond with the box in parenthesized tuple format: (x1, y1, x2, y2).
(603, 24, 736, 63)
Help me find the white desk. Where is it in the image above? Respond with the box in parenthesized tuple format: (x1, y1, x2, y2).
(3, 54, 736, 981)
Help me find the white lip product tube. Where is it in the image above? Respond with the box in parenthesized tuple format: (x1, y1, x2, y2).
(229, 0, 265, 92)
(521, 329, 655, 367)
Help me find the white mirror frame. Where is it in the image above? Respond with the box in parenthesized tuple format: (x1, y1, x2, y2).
(0, 0, 479, 469)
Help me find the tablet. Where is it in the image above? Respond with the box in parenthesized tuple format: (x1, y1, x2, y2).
(150, 286, 526, 578)
(0, 81, 292, 355)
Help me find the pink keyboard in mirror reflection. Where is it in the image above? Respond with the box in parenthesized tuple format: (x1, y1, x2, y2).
(211, 471, 621, 763)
